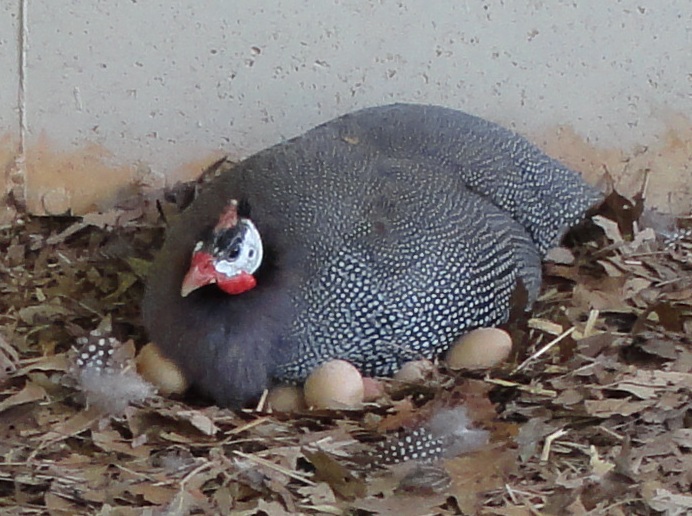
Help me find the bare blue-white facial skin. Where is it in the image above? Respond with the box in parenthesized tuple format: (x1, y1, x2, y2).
(181, 218, 264, 297)
(212, 218, 264, 279)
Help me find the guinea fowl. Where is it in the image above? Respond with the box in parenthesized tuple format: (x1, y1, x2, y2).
(142, 103, 601, 408)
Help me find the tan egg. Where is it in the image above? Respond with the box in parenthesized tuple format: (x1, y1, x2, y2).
(303, 359, 364, 409)
(362, 377, 386, 402)
(136, 342, 189, 395)
(446, 328, 512, 370)
(393, 359, 435, 383)
(267, 385, 306, 412)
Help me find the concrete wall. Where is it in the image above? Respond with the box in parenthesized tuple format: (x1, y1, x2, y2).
(1, 1, 21, 210)
(1, 0, 690, 216)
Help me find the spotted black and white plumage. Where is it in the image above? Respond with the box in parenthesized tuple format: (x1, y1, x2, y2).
(72, 331, 155, 413)
(143, 103, 602, 407)
(74, 332, 119, 374)
(375, 407, 489, 467)
(377, 428, 448, 466)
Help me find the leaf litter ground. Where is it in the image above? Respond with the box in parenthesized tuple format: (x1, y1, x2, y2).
(1, 160, 690, 515)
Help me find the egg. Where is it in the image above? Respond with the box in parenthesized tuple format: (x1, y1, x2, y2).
(136, 342, 189, 395)
(267, 385, 306, 412)
(303, 359, 364, 409)
(393, 359, 435, 383)
(362, 377, 386, 401)
(446, 328, 512, 370)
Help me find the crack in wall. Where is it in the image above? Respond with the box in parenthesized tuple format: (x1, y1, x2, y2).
(4, 0, 29, 214)
(16, 0, 28, 202)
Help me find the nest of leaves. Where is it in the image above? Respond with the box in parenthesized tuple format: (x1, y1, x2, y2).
(1, 160, 690, 515)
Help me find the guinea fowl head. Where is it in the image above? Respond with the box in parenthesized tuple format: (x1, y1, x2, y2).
(181, 199, 264, 297)
(142, 190, 295, 408)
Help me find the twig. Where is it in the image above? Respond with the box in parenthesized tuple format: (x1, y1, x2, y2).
(513, 327, 576, 374)
(224, 416, 272, 438)
(540, 428, 568, 462)
(180, 461, 212, 487)
(484, 377, 556, 397)
(582, 309, 600, 338)
(232, 450, 316, 486)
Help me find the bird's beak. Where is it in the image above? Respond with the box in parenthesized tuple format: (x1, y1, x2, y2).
(181, 252, 217, 297)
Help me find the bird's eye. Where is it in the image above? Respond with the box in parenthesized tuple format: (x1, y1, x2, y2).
(216, 230, 244, 260)
(227, 242, 241, 259)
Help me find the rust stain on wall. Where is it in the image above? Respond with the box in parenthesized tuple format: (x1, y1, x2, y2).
(5, 121, 690, 217)
(1, 133, 21, 223)
(0, 134, 19, 173)
(166, 150, 227, 185)
(20, 136, 226, 216)
(23, 135, 138, 215)
(536, 115, 692, 215)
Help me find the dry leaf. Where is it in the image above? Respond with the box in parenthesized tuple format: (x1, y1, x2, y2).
(303, 449, 366, 500)
(0, 381, 47, 413)
(174, 410, 220, 436)
(445, 445, 517, 514)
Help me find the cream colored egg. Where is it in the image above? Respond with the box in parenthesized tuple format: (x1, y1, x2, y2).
(136, 342, 189, 395)
(362, 377, 386, 402)
(303, 359, 364, 409)
(267, 385, 306, 412)
(446, 328, 512, 370)
(393, 359, 435, 383)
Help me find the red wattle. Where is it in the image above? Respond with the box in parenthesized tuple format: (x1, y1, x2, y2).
(217, 272, 257, 295)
